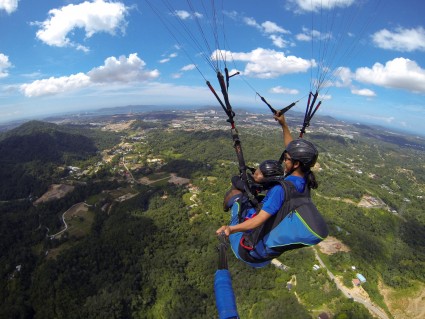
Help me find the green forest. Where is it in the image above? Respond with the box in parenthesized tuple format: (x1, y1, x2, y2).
(0, 113, 424, 318)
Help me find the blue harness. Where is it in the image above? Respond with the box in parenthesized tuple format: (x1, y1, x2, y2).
(230, 180, 328, 267)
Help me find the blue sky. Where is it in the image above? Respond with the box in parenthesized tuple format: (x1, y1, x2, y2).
(1, 0, 425, 136)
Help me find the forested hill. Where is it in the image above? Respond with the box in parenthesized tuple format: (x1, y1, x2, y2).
(0, 121, 97, 162)
(0, 120, 120, 200)
(0, 110, 424, 319)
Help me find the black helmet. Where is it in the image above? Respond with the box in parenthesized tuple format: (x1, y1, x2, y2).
(285, 139, 318, 168)
(259, 160, 284, 177)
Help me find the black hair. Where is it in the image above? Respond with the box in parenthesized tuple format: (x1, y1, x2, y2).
(304, 169, 318, 189)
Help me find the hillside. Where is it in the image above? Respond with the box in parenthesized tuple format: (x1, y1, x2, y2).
(0, 121, 121, 200)
(0, 109, 424, 319)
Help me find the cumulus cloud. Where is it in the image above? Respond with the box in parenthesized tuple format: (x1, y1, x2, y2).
(20, 53, 159, 97)
(351, 88, 376, 97)
(289, 0, 355, 12)
(355, 57, 425, 93)
(212, 48, 313, 79)
(88, 53, 159, 83)
(0, 53, 12, 78)
(0, 0, 19, 14)
(34, 0, 129, 50)
(270, 86, 299, 95)
(243, 17, 291, 48)
(334, 66, 353, 87)
(372, 27, 425, 52)
(20, 73, 90, 97)
(243, 17, 289, 34)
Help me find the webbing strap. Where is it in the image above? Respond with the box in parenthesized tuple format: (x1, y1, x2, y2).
(207, 70, 259, 208)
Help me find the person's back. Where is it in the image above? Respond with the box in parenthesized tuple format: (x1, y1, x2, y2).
(238, 175, 328, 265)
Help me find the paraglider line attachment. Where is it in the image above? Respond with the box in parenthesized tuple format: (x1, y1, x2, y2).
(257, 93, 298, 115)
(300, 91, 321, 138)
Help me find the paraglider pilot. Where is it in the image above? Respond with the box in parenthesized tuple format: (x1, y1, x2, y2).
(216, 112, 328, 268)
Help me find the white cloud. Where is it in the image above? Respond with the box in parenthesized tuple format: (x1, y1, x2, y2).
(222, 10, 238, 20)
(243, 17, 291, 48)
(261, 21, 289, 34)
(319, 93, 332, 100)
(170, 64, 196, 80)
(0, 0, 19, 14)
(181, 64, 195, 71)
(243, 17, 258, 28)
(34, 0, 129, 50)
(174, 10, 190, 20)
(20, 73, 90, 97)
(269, 35, 288, 48)
(20, 53, 159, 97)
(21, 71, 44, 79)
(296, 33, 310, 42)
(174, 10, 202, 20)
(289, 0, 355, 12)
(244, 17, 289, 34)
(88, 53, 159, 83)
(159, 52, 178, 63)
(296, 28, 330, 42)
(355, 57, 425, 93)
(270, 86, 299, 95)
(212, 48, 313, 79)
(0, 53, 12, 78)
(351, 88, 376, 97)
(334, 66, 353, 87)
(372, 27, 425, 52)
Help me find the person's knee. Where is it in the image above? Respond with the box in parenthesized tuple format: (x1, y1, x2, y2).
(231, 175, 245, 191)
(223, 189, 242, 211)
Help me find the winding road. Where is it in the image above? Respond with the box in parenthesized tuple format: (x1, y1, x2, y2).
(314, 249, 390, 319)
(49, 203, 87, 239)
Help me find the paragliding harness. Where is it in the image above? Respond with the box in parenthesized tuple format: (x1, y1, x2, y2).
(236, 179, 328, 264)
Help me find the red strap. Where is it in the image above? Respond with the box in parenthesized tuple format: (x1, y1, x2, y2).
(239, 236, 254, 251)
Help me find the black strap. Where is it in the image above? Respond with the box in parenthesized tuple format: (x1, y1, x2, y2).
(207, 70, 259, 208)
(238, 181, 311, 263)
